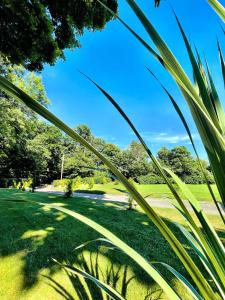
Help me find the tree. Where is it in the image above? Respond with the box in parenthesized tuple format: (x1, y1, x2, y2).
(28, 124, 64, 182)
(0, 0, 117, 71)
(75, 124, 93, 144)
(114, 141, 150, 179)
(63, 124, 96, 178)
(157, 146, 214, 184)
(0, 58, 52, 180)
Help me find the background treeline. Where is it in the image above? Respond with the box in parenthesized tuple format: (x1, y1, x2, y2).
(0, 58, 214, 186)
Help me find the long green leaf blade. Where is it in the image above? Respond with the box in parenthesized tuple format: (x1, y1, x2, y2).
(208, 0, 225, 22)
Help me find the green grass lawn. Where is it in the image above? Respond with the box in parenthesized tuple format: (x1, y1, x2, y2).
(73, 183, 221, 202)
(0, 189, 224, 300)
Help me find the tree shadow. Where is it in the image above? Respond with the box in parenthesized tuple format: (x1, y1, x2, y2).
(75, 190, 106, 195)
(113, 188, 127, 194)
(0, 189, 224, 299)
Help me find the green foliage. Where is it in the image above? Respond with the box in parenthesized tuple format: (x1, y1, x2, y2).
(60, 179, 67, 188)
(53, 180, 61, 187)
(93, 171, 111, 184)
(20, 178, 33, 191)
(127, 178, 136, 210)
(157, 146, 214, 184)
(64, 179, 73, 198)
(1, 1, 225, 298)
(16, 181, 21, 189)
(0, 1, 118, 71)
(1, 61, 212, 187)
(0, 177, 29, 189)
(0, 178, 8, 188)
(2, 66, 225, 300)
(138, 174, 165, 184)
(87, 177, 95, 189)
(75, 176, 82, 189)
(113, 180, 120, 185)
(0, 58, 57, 183)
(115, 141, 151, 179)
(12, 179, 17, 188)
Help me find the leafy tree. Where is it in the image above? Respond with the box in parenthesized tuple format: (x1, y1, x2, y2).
(114, 141, 150, 179)
(28, 124, 64, 182)
(75, 124, 92, 141)
(0, 0, 117, 71)
(0, 58, 50, 179)
(157, 146, 214, 184)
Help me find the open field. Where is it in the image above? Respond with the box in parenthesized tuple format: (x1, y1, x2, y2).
(55, 183, 221, 202)
(0, 189, 224, 300)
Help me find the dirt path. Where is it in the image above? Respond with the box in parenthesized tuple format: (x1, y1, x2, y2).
(36, 186, 224, 216)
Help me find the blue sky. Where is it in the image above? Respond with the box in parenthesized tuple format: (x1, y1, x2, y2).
(42, 0, 225, 159)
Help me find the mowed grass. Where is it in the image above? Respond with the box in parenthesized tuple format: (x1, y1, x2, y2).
(74, 183, 221, 202)
(0, 189, 224, 300)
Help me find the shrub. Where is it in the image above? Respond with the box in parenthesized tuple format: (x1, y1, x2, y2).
(53, 180, 61, 187)
(64, 179, 73, 198)
(127, 178, 137, 210)
(94, 175, 111, 184)
(87, 177, 94, 189)
(101, 176, 108, 184)
(113, 180, 120, 185)
(16, 181, 21, 189)
(20, 178, 33, 191)
(0, 179, 8, 188)
(93, 171, 111, 184)
(75, 176, 81, 188)
(138, 174, 165, 184)
(12, 179, 17, 188)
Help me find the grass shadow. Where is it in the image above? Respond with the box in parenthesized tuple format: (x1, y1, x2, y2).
(0, 189, 224, 299)
(75, 190, 106, 195)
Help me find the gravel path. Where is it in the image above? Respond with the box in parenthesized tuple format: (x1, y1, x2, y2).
(36, 186, 224, 216)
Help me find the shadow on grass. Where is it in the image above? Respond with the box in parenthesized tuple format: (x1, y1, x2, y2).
(113, 188, 127, 194)
(0, 189, 224, 299)
(75, 190, 106, 195)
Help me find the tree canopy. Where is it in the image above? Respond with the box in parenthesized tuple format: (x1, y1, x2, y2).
(0, 0, 117, 71)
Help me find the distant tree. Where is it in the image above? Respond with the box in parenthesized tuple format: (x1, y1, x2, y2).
(63, 124, 96, 178)
(157, 147, 171, 166)
(28, 124, 64, 182)
(115, 141, 150, 179)
(0, 0, 117, 71)
(157, 146, 214, 184)
(75, 124, 93, 143)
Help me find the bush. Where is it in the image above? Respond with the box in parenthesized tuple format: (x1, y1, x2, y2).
(127, 178, 137, 210)
(75, 176, 82, 188)
(0, 178, 8, 188)
(16, 181, 21, 189)
(0, 178, 24, 188)
(64, 179, 73, 198)
(93, 171, 111, 184)
(53, 180, 61, 187)
(113, 180, 120, 185)
(138, 174, 165, 184)
(53, 179, 68, 188)
(20, 178, 33, 191)
(12, 179, 17, 188)
(87, 177, 94, 189)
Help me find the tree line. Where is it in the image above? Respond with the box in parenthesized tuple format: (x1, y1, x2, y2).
(0, 58, 214, 186)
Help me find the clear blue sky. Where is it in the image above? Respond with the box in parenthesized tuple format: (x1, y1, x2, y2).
(42, 0, 225, 159)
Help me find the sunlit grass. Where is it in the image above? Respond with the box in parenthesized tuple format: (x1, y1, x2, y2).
(53, 183, 221, 202)
(0, 189, 223, 299)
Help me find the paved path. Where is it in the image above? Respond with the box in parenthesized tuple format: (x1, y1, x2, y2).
(36, 186, 224, 216)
